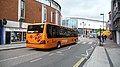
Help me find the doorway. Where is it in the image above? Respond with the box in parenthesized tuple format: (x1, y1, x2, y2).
(6, 31, 11, 44)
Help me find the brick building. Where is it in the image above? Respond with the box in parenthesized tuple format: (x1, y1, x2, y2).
(111, 0, 120, 45)
(0, 0, 61, 44)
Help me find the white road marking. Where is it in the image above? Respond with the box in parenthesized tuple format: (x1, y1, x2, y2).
(56, 51, 62, 54)
(74, 44, 95, 67)
(60, 44, 77, 52)
(55, 53, 64, 56)
(60, 49, 68, 52)
(82, 42, 86, 44)
(48, 51, 64, 56)
(49, 53, 55, 56)
(91, 46, 94, 49)
(82, 45, 94, 58)
(0, 52, 39, 63)
(68, 46, 72, 49)
(88, 42, 93, 44)
(30, 58, 42, 63)
(81, 54, 87, 57)
(75, 56, 81, 59)
(77, 42, 80, 43)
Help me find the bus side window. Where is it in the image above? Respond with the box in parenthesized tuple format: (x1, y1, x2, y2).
(55, 26, 59, 38)
(52, 25, 57, 38)
(60, 27, 64, 37)
(47, 24, 52, 38)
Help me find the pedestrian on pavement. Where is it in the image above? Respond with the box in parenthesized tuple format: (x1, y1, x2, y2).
(102, 35, 104, 43)
(104, 35, 107, 40)
(97, 35, 100, 39)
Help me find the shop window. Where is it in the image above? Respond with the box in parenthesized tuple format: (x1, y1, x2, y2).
(118, 2, 120, 11)
(11, 32, 22, 42)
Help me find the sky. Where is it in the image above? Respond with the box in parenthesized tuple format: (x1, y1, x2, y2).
(55, 0, 111, 21)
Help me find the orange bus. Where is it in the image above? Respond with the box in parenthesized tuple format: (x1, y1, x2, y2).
(26, 23, 78, 49)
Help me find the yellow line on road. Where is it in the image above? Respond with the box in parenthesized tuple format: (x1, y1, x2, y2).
(73, 57, 86, 67)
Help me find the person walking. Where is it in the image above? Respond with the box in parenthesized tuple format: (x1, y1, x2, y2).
(104, 35, 107, 40)
(102, 35, 104, 43)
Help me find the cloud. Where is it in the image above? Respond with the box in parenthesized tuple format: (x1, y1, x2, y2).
(55, 0, 111, 21)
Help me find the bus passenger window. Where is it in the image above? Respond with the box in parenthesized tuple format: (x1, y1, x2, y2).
(47, 24, 52, 38)
(52, 25, 56, 38)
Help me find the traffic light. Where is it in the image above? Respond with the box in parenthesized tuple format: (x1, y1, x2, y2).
(3, 18, 7, 25)
(0, 19, 2, 27)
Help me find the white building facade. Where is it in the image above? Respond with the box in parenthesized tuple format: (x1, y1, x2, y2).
(62, 17, 106, 36)
(78, 18, 106, 36)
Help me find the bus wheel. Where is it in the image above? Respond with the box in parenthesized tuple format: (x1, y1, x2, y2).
(57, 42, 61, 49)
(73, 40, 76, 44)
(74, 40, 76, 44)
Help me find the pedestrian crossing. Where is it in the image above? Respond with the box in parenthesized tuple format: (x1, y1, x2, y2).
(77, 41, 95, 45)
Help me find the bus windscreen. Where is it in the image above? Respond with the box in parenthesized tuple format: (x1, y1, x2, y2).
(27, 24, 44, 33)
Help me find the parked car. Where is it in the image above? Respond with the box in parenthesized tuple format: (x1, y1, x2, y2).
(89, 34, 95, 38)
(89, 33, 97, 38)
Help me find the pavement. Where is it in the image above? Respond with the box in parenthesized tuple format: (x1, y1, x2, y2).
(82, 39, 120, 67)
(0, 43, 26, 51)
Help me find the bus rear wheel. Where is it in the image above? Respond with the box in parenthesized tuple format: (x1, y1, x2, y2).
(57, 42, 61, 49)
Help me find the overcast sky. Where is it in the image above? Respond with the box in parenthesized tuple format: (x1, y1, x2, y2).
(55, 0, 111, 21)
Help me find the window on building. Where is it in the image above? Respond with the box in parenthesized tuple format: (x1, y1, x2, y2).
(51, 11, 53, 22)
(11, 31, 22, 42)
(89, 24, 90, 26)
(44, 6, 47, 22)
(21, 0, 25, 18)
(56, 11, 58, 24)
(118, 2, 120, 11)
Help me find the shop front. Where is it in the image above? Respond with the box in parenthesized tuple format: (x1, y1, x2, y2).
(3, 20, 29, 44)
(11, 31, 26, 43)
(5, 28, 26, 44)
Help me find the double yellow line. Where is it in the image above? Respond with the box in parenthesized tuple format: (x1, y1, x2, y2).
(73, 57, 86, 67)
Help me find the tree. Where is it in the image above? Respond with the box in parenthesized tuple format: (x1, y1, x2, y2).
(97, 28, 101, 32)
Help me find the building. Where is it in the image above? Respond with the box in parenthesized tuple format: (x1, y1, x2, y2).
(78, 18, 106, 37)
(111, 0, 120, 45)
(111, 0, 120, 44)
(106, 12, 111, 38)
(62, 17, 106, 37)
(107, 12, 111, 31)
(62, 18, 78, 28)
(0, 0, 61, 44)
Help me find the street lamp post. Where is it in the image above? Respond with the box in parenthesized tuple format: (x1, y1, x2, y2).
(99, 28, 102, 46)
(100, 13, 104, 46)
(82, 22, 84, 37)
(100, 13, 104, 30)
